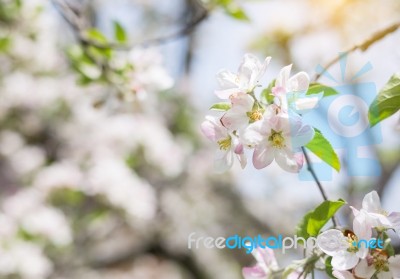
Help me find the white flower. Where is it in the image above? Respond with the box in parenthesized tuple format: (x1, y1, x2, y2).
(317, 225, 371, 271)
(242, 247, 301, 279)
(333, 254, 400, 279)
(220, 92, 262, 132)
(201, 115, 246, 172)
(242, 109, 314, 172)
(351, 191, 400, 236)
(215, 54, 271, 99)
(272, 64, 318, 113)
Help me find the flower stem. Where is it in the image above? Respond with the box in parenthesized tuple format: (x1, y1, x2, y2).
(301, 147, 338, 227)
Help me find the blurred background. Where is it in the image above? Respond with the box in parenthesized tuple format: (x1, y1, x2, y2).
(0, 0, 399, 278)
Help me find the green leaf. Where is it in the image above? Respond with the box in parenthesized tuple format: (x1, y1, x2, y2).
(296, 199, 345, 239)
(325, 257, 336, 278)
(113, 21, 127, 43)
(306, 83, 339, 97)
(368, 73, 400, 126)
(306, 128, 340, 172)
(260, 79, 276, 104)
(215, 0, 249, 21)
(210, 102, 231, 111)
(85, 28, 108, 43)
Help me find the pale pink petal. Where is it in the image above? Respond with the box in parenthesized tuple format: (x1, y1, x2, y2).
(200, 116, 227, 142)
(252, 143, 274, 169)
(389, 255, 400, 278)
(288, 71, 310, 92)
(377, 272, 393, 279)
(230, 92, 254, 112)
(332, 270, 355, 279)
(253, 247, 278, 270)
(295, 97, 319, 111)
(241, 121, 266, 147)
(317, 229, 348, 256)
(215, 88, 242, 99)
(275, 64, 292, 89)
(350, 206, 360, 216)
(388, 212, 400, 235)
(216, 69, 238, 89)
(242, 265, 267, 279)
(354, 259, 375, 278)
(353, 210, 372, 245)
(221, 110, 249, 131)
(287, 114, 315, 149)
(274, 148, 303, 173)
(332, 251, 359, 271)
(214, 150, 233, 173)
(362, 191, 382, 214)
(255, 56, 271, 83)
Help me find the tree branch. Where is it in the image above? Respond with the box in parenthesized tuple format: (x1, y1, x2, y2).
(301, 147, 338, 227)
(51, 0, 208, 50)
(314, 21, 400, 81)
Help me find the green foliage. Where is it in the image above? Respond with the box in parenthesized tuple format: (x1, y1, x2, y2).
(260, 79, 276, 104)
(67, 45, 102, 84)
(296, 199, 345, 239)
(325, 257, 335, 278)
(306, 128, 340, 172)
(306, 83, 339, 97)
(213, 0, 249, 21)
(368, 73, 400, 126)
(113, 21, 127, 43)
(210, 102, 231, 111)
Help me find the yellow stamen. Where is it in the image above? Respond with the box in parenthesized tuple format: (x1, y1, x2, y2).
(268, 130, 285, 149)
(217, 137, 231, 150)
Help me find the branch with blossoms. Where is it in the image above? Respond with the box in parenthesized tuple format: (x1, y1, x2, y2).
(241, 191, 400, 279)
(200, 26, 400, 277)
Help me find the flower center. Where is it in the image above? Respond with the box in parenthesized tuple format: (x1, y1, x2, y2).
(345, 230, 359, 253)
(372, 249, 390, 273)
(268, 130, 285, 149)
(248, 110, 263, 122)
(217, 137, 231, 150)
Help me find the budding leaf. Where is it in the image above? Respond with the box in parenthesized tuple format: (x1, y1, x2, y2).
(210, 102, 231, 111)
(368, 73, 400, 127)
(85, 28, 108, 43)
(113, 21, 127, 43)
(305, 128, 340, 172)
(296, 199, 345, 239)
(306, 83, 338, 97)
(215, 0, 249, 21)
(325, 257, 335, 278)
(260, 79, 276, 104)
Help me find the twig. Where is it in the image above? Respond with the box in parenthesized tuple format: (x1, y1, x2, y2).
(314, 21, 400, 81)
(301, 147, 338, 227)
(51, 0, 208, 50)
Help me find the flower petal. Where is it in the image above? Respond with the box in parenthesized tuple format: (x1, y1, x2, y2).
(252, 143, 274, 169)
(362, 191, 382, 214)
(389, 255, 400, 278)
(332, 270, 355, 279)
(221, 110, 249, 131)
(275, 64, 292, 89)
(331, 250, 360, 271)
(200, 116, 227, 142)
(242, 265, 267, 279)
(317, 229, 348, 257)
(214, 149, 233, 173)
(216, 69, 238, 89)
(274, 147, 303, 173)
(353, 210, 372, 245)
(288, 71, 310, 93)
(354, 259, 376, 278)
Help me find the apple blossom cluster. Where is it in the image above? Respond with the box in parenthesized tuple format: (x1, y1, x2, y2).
(321, 191, 400, 279)
(242, 191, 400, 279)
(201, 54, 319, 173)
